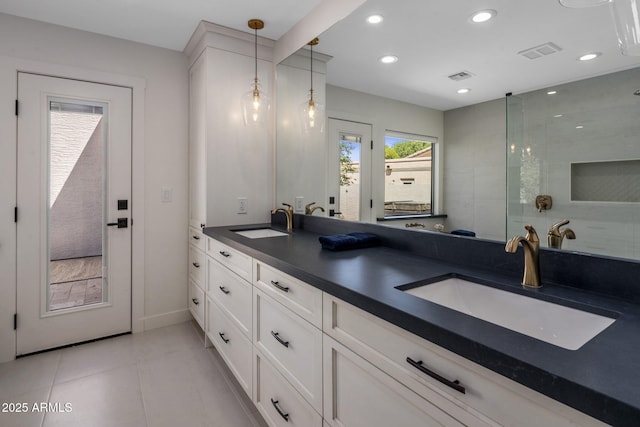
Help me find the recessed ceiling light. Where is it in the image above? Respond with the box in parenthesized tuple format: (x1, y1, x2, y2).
(576, 125, 585, 129)
(379, 55, 398, 64)
(470, 9, 497, 23)
(547, 90, 558, 95)
(554, 114, 564, 118)
(457, 88, 470, 94)
(579, 52, 602, 61)
(367, 14, 383, 24)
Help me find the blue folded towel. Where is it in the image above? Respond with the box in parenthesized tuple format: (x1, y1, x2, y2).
(319, 232, 380, 251)
(451, 229, 476, 237)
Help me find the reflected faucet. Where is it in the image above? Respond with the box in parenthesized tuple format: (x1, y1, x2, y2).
(271, 203, 293, 232)
(305, 202, 325, 215)
(505, 225, 541, 288)
(548, 219, 576, 249)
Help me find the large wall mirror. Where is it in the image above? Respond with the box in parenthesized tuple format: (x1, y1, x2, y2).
(276, 0, 640, 261)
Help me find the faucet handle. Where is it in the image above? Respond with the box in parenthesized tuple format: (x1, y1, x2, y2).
(549, 219, 570, 235)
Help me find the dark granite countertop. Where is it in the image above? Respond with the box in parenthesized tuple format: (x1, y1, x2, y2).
(203, 220, 640, 426)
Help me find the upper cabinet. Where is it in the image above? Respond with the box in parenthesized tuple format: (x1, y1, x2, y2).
(186, 22, 275, 229)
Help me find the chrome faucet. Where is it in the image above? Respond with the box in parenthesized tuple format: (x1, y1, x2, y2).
(305, 202, 325, 215)
(505, 225, 541, 288)
(271, 203, 294, 232)
(547, 219, 576, 249)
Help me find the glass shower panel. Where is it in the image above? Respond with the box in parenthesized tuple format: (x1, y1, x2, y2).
(48, 100, 107, 311)
(506, 68, 640, 259)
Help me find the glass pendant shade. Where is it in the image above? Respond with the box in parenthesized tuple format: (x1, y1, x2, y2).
(242, 19, 270, 125)
(610, 0, 640, 55)
(299, 90, 324, 133)
(242, 78, 270, 125)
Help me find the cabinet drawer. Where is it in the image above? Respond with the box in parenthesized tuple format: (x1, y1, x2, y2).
(323, 336, 464, 427)
(254, 289, 322, 413)
(207, 238, 252, 282)
(188, 279, 205, 329)
(254, 260, 322, 328)
(254, 350, 322, 427)
(189, 247, 205, 286)
(207, 298, 252, 396)
(323, 294, 606, 427)
(208, 258, 252, 338)
(189, 226, 206, 252)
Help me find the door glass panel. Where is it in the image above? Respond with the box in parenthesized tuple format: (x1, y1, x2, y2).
(48, 99, 107, 311)
(339, 133, 361, 221)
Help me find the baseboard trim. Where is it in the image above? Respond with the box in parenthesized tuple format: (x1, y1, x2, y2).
(141, 309, 191, 331)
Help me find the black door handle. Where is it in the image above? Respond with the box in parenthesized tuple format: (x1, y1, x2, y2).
(107, 218, 128, 228)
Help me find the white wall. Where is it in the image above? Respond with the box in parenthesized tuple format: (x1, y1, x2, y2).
(0, 12, 189, 361)
(443, 99, 506, 241)
(326, 85, 444, 223)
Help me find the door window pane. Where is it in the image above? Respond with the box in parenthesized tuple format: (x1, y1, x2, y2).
(339, 134, 361, 221)
(48, 100, 106, 311)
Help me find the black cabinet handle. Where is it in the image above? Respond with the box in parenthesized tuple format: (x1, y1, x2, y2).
(218, 332, 229, 344)
(270, 398, 289, 422)
(271, 331, 290, 348)
(192, 235, 200, 240)
(191, 298, 200, 306)
(406, 357, 465, 394)
(219, 286, 230, 295)
(192, 262, 200, 268)
(270, 280, 290, 293)
(219, 250, 230, 258)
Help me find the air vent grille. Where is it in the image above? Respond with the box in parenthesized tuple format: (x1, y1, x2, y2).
(518, 42, 563, 59)
(447, 71, 474, 81)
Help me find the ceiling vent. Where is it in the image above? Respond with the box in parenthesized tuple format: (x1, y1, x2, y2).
(518, 42, 563, 59)
(447, 71, 474, 81)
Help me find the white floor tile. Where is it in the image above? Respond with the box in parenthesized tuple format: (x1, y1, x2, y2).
(43, 364, 147, 427)
(0, 321, 265, 427)
(0, 350, 61, 400)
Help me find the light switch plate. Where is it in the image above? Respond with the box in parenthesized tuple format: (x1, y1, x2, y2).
(161, 187, 172, 203)
(294, 196, 304, 213)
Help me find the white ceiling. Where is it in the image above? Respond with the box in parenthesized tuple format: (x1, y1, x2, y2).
(2, 0, 639, 111)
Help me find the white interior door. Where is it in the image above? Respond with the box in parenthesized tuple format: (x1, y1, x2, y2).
(327, 118, 373, 222)
(16, 72, 132, 355)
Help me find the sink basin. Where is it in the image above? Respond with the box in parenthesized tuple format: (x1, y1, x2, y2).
(399, 276, 616, 350)
(233, 228, 289, 239)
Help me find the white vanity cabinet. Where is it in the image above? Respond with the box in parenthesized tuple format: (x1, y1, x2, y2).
(323, 294, 607, 427)
(187, 226, 206, 329)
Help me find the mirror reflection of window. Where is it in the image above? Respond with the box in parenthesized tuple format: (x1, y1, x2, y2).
(384, 132, 436, 217)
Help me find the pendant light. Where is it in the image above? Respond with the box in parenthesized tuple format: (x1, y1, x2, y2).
(242, 19, 270, 125)
(300, 38, 325, 133)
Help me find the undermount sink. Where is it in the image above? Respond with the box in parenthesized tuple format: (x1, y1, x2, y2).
(233, 228, 289, 239)
(399, 275, 616, 350)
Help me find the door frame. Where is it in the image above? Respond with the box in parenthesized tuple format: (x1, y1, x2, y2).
(0, 57, 146, 362)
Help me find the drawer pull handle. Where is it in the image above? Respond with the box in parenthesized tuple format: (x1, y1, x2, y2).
(192, 235, 200, 240)
(219, 286, 230, 295)
(406, 357, 465, 394)
(270, 398, 289, 422)
(270, 280, 290, 293)
(192, 262, 200, 268)
(219, 250, 230, 258)
(218, 332, 230, 344)
(271, 331, 290, 348)
(191, 298, 200, 306)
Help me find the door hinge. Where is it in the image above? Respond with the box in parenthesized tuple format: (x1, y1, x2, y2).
(14, 206, 18, 223)
(13, 313, 17, 330)
(371, 140, 373, 149)
(370, 199, 373, 209)
(15, 99, 19, 116)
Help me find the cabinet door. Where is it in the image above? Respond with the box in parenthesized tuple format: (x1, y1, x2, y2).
(188, 279, 205, 329)
(254, 350, 322, 427)
(207, 298, 252, 396)
(208, 258, 252, 338)
(254, 289, 323, 412)
(323, 336, 464, 427)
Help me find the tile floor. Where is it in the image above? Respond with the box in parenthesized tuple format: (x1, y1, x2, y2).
(0, 321, 267, 427)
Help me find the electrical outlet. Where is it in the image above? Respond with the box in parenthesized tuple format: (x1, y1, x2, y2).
(238, 197, 248, 214)
(294, 196, 304, 213)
